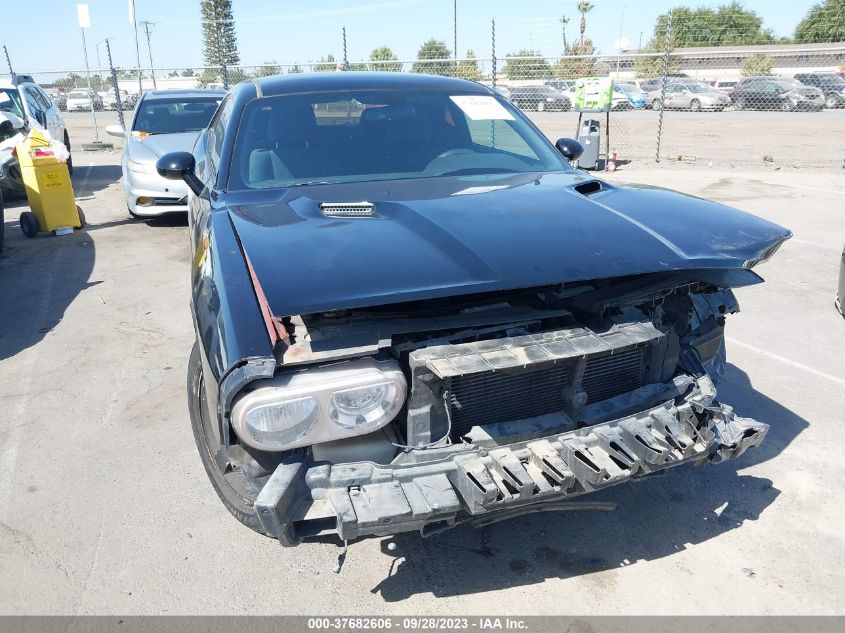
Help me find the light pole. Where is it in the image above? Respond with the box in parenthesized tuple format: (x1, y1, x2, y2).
(453, 0, 457, 59)
(140, 20, 157, 89)
(130, 0, 143, 94)
(615, 6, 627, 78)
(76, 4, 100, 144)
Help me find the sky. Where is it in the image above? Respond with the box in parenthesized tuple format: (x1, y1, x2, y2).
(0, 0, 815, 74)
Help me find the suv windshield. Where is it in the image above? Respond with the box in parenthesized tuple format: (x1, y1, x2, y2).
(133, 97, 222, 134)
(230, 90, 569, 190)
(817, 74, 845, 86)
(0, 88, 24, 118)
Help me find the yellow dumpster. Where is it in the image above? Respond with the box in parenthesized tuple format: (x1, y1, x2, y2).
(15, 129, 84, 238)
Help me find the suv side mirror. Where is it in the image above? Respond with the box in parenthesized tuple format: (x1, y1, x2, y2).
(156, 151, 203, 196)
(556, 137, 584, 162)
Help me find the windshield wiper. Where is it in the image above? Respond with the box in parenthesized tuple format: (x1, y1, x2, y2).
(289, 180, 333, 187)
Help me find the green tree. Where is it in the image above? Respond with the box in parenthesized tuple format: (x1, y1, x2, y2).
(649, 2, 782, 48)
(456, 50, 481, 80)
(504, 49, 552, 80)
(314, 54, 338, 72)
(255, 61, 281, 77)
(794, 0, 845, 43)
(577, 2, 594, 45)
(553, 40, 599, 79)
(181, 69, 196, 77)
(412, 38, 452, 75)
(369, 46, 402, 72)
(741, 52, 773, 76)
(288, 64, 303, 74)
(633, 52, 680, 78)
(200, 0, 240, 66)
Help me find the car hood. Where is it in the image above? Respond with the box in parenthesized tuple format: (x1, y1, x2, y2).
(225, 172, 791, 317)
(128, 132, 199, 160)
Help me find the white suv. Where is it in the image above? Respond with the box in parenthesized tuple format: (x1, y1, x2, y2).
(0, 74, 72, 196)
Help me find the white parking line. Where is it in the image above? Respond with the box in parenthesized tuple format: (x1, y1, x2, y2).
(790, 238, 842, 252)
(726, 337, 845, 388)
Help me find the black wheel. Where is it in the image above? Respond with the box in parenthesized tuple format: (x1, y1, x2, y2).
(651, 98, 663, 111)
(187, 342, 265, 534)
(77, 208, 86, 228)
(734, 97, 745, 111)
(20, 211, 39, 238)
(689, 99, 701, 112)
(64, 132, 73, 176)
(0, 189, 5, 254)
(780, 99, 793, 112)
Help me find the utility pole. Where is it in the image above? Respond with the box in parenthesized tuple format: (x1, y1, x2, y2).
(77, 4, 101, 144)
(140, 20, 157, 89)
(615, 6, 626, 78)
(130, 0, 142, 94)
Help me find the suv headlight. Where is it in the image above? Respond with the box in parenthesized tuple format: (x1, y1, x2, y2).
(230, 357, 407, 451)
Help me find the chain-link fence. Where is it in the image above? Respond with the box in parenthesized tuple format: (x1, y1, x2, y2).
(3, 10, 844, 170)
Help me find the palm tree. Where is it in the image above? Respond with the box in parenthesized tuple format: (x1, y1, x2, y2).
(577, 1, 594, 45)
(560, 15, 569, 53)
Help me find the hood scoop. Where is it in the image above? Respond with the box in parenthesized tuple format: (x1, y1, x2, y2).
(320, 201, 375, 218)
(573, 180, 607, 196)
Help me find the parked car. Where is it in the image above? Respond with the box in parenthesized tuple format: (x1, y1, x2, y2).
(0, 74, 72, 197)
(155, 72, 789, 545)
(66, 90, 102, 112)
(614, 82, 646, 109)
(106, 89, 225, 217)
(46, 91, 68, 111)
(545, 79, 574, 92)
(510, 85, 570, 111)
(647, 82, 731, 111)
(713, 79, 738, 94)
(98, 90, 134, 111)
(793, 73, 845, 109)
(730, 79, 824, 111)
(637, 74, 694, 93)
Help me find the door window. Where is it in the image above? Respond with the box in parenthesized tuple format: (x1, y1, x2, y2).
(23, 88, 45, 124)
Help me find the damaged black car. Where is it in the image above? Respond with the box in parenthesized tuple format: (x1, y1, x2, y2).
(157, 73, 791, 546)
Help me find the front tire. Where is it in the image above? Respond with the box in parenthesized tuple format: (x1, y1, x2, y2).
(651, 98, 663, 111)
(187, 342, 265, 534)
(689, 99, 701, 112)
(733, 97, 745, 111)
(825, 93, 839, 109)
(780, 99, 793, 112)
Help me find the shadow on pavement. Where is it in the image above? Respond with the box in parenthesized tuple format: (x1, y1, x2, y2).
(72, 163, 122, 199)
(370, 363, 804, 601)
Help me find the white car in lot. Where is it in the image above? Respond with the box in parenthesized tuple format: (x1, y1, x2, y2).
(0, 74, 72, 196)
(106, 89, 225, 217)
(66, 90, 102, 112)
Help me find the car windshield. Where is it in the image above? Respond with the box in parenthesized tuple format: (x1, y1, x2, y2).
(230, 89, 569, 190)
(775, 81, 796, 90)
(686, 84, 709, 93)
(536, 86, 560, 96)
(68, 92, 88, 99)
(133, 97, 222, 134)
(0, 88, 24, 118)
(815, 74, 845, 85)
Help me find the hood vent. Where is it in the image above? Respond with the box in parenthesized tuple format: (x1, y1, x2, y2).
(320, 202, 375, 218)
(573, 180, 605, 196)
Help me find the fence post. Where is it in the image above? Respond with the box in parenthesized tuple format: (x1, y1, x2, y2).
(105, 40, 125, 130)
(342, 26, 348, 70)
(655, 9, 672, 163)
(221, 62, 229, 90)
(491, 19, 497, 89)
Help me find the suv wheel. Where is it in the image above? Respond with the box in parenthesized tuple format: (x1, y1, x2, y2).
(825, 93, 839, 109)
(689, 99, 701, 112)
(651, 98, 663, 110)
(64, 132, 73, 175)
(734, 97, 745, 110)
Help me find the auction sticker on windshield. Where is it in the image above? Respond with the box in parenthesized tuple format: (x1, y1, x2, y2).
(449, 95, 514, 121)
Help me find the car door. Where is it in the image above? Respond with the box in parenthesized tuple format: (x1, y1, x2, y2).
(21, 86, 48, 134)
(33, 86, 64, 141)
(664, 84, 681, 108)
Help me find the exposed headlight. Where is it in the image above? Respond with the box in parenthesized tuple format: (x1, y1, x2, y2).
(231, 357, 407, 451)
(127, 159, 150, 174)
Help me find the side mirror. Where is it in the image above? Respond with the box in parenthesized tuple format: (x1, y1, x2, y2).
(156, 151, 203, 196)
(105, 124, 125, 138)
(555, 137, 584, 162)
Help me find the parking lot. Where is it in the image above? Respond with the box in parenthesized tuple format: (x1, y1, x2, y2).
(0, 113, 844, 615)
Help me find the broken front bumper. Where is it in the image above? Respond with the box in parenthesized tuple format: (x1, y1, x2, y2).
(255, 376, 767, 546)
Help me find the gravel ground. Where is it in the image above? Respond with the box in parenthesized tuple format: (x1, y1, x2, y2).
(0, 140, 844, 614)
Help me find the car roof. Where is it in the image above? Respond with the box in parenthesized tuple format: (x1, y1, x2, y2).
(142, 89, 227, 101)
(246, 72, 492, 98)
